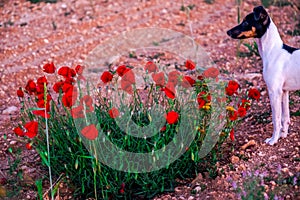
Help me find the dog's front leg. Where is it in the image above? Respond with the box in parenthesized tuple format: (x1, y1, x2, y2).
(265, 90, 282, 145)
(280, 90, 290, 138)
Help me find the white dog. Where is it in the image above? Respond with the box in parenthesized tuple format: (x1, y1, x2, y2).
(227, 6, 300, 145)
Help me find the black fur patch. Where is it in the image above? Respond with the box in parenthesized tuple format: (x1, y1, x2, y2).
(282, 44, 299, 54)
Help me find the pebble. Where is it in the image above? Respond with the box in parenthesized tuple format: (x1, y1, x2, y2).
(2, 106, 18, 114)
(231, 155, 240, 164)
(193, 186, 201, 193)
(188, 196, 195, 200)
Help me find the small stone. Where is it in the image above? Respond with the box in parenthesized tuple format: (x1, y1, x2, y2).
(282, 167, 289, 173)
(241, 140, 257, 150)
(61, 3, 67, 9)
(2, 106, 18, 114)
(193, 186, 201, 193)
(188, 196, 195, 200)
(270, 181, 276, 186)
(231, 155, 240, 164)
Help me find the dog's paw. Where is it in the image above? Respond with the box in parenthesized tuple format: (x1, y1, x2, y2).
(280, 131, 288, 138)
(265, 137, 278, 145)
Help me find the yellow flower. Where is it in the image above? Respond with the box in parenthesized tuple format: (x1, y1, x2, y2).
(226, 106, 235, 112)
(203, 103, 211, 110)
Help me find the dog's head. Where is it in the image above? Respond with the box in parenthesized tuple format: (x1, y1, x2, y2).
(227, 6, 271, 39)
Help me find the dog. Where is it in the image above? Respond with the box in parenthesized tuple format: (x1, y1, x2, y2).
(227, 6, 300, 145)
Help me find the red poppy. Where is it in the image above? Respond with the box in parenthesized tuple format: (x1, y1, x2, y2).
(62, 82, 74, 93)
(43, 62, 56, 74)
(152, 72, 165, 86)
(24, 121, 38, 138)
(228, 110, 238, 121)
(37, 75, 47, 87)
(81, 124, 98, 140)
(17, 89, 24, 98)
(25, 79, 36, 94)
(230, 129, 234, 141)
(109, 107, 120, 119)
(240, 99, 251, 110)
(100, 71, 113, 83)
(122, 69, 135, 84)
(80, 95, 94, 112)
(121, 79, 133, 94)
(25, 143, 33, 150)
(53, 80, 64, 93)
(14, 127, 25, 137)
(160, 126, 166, 132)
(166, 111, 179, 124)
(62, 90, 77, 108)
(168, 71, 180, 85)
(119, 182, 125, 194)
(32, 110, 50, 119)
(181, 76, 196, 88)
(164, 82, 176, 99)
(197, 91, 211, 108)
(237, 106, 247, 117)
(145, 61, 158, 73)
(75, 65, 85, 75)
(185, 60, 196, 70)
(226, 80, 239, 96)
(71, 105, 85, 119)
(58, 66, 76, 78)
(202, 67, 219, 79)
(248, 88, 260, 100)
(116, 65, 129, 77)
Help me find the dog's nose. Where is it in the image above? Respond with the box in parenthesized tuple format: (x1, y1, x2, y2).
(227, 30, 232, 36)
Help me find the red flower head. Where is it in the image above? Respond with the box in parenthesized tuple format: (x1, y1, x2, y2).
(58, 66, 76, 78)
(166, 111, 179, 124)
(37, 76, 48, 88)
(122, 69, 135, 84)
(181, 76, 196, 88)
(152, 72, 165, 86)
(100, 71, 113, 83)
(116, 65, 129, 77)
(71, 105, 85, 119)
(81, 124, 98, 140)
(121, 79, 133, 94)
(145, 61, 158, 73)
(14, 126, 25, 137)
(202, 67, 219, 79)
(230, 129, 234, 141)
(26, 143, 33, 150)
(53, 80, 64, 93)
(185, 60, 196, 70)
(226, 80, 239, 96)
(168, 71, 181, 85)
(17, 89, 24, 98)
(237, 106, 247, 117)
(32, 110, 50, 119)
(75, 65, 85, 75)
(80, 95, 94, 112)
(164, 82, 176, 99)
(25, 79, 36, 94)
(109, 107, 120, 119)
(248, 88, 260, 100)
(43, 62, 56, 74)
(197, 91, 211, 108)
(24, 121, 38, 138)
(240, 99, 251, 110)
(228, 110, 238, 121)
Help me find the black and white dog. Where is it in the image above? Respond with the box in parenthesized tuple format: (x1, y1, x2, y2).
(227, 6, 300, 145)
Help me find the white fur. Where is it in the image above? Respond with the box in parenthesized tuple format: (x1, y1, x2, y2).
(256, 19, 300, 145)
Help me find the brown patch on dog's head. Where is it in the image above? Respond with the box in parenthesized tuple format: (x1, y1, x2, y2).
(237, 26, 257, 38)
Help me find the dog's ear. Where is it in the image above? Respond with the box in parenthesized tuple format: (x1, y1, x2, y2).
(253, 6, 269, 25)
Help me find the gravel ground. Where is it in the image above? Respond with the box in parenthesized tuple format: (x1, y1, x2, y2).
(0, 0, 299, 199)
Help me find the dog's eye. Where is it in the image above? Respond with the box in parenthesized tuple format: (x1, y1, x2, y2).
(242, 21, 249, 27)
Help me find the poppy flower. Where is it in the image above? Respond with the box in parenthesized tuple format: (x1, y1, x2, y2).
(122, 69, 135, 84)
(119, 182, 125, 194)
(230, 129, 234, 141)
(71, 105, 85, 119)
(181, 76, 196, 88)
(121, 79, 133, 94)
(32, 110, 50, 119)
(14, 126, 25, 137)
(81, 124, 98, 140)
(226, 80, 239, 96)
(248, 88, 260, 100)
(185, 60, 196, 70)
(24, 121, 38, 138)
(53, 80, 64, 93)
(116, 65, 129, 77)
(58, 66, 76, 78)
(239, 99, 251, 110)
(75, 65, 85, 75)
(145, 61, 158, 73)
(80, 95, 94, 112)
(237, 106, 247, 117)
(168, 71, 180, 85)
(62, 90, 77, 108)
(109, 107, 120, 119)
(37, 76, 48, 87)
(62, 82, 74, 93)
(25, 79, 36, 94)
(17, 89, 24, 98)
(228, 110, 238, 121)
(197, 91, 211, 109)
(152, 72, 165, 86)
(160, 126, 166, 132)
(43, 62, 56, 74)
(100, 71, 113, 83)
(164, 82, 176, 99)
(166, 111, 179, 124)
(202, 67, 219, 79)
(26, 143, 33, 150)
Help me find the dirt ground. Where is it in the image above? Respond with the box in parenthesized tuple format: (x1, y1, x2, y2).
(0, 0, 299, 199)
